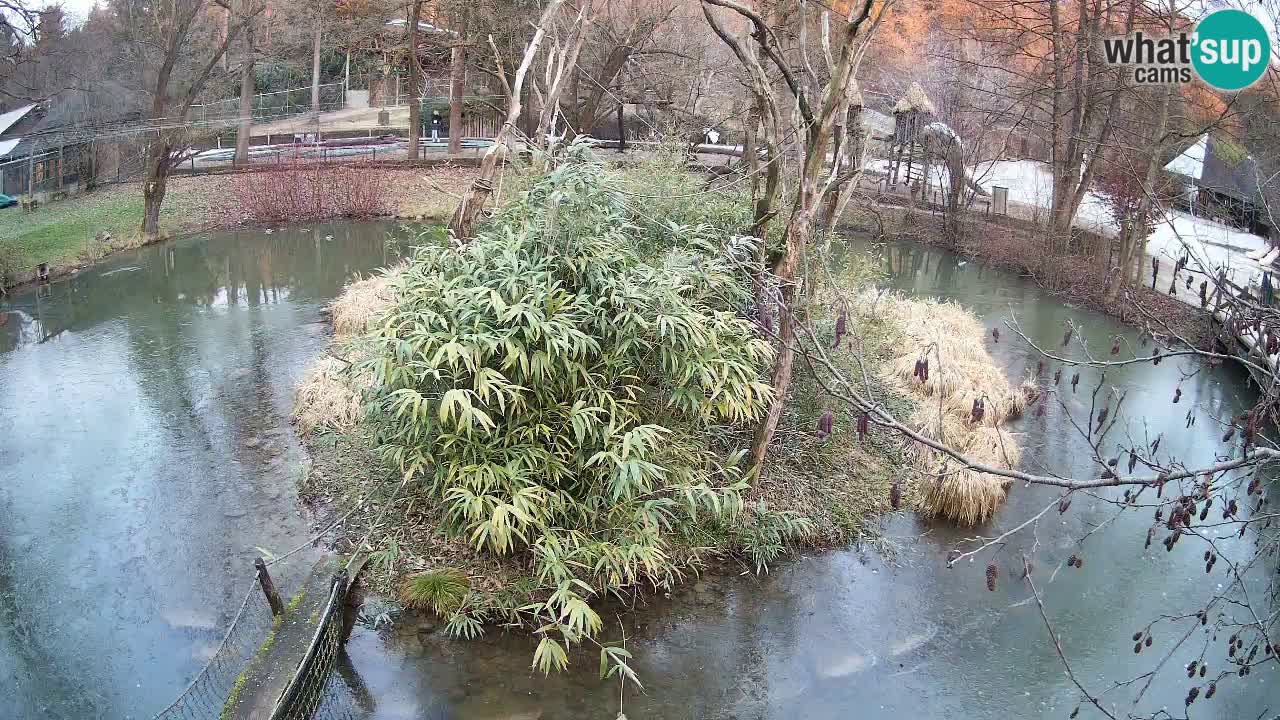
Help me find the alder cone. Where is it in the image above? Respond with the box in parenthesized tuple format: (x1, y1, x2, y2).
(985, 563, 998, 591)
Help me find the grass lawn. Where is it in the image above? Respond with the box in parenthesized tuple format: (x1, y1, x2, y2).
(0, 166, 473, 289)
(0, 178, 228, 284)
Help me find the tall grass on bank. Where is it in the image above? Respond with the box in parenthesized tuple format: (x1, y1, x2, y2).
(880, 294, 1036, 526)
(292, 263, 405, 434)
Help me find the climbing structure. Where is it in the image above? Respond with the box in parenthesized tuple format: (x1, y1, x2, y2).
(886, 82, 936, 191)
(885, 83, 989, 204)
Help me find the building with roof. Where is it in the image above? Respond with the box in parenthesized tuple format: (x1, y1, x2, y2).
(0, 97, 138, 201)
(1163, 134, 1272, 238)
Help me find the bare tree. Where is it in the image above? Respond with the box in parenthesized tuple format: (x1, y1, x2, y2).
(406, 0, 424, 159)
(448, 0, 568, 239)
(701, 0, 891, 472)
(446, 4, 468, 155)
(112, 0, 266, 238)
(566, 0, 677, 136)
(234, 15, 256, 165)
(533, 1, 590, 151)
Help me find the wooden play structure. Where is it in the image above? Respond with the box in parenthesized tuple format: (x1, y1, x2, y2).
(886, 83, 937, 192)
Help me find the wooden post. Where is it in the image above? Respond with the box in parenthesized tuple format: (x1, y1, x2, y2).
(616, 98, 625, 154)
(255, 557, 285, 616)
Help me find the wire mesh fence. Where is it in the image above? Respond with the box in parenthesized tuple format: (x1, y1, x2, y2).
(152, 576, 278, 720)
(269, 570, 365, 720)
(190, 84, 346, 124)
(149, 560, 369, 720)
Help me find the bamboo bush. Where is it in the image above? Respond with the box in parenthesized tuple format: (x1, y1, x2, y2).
(359, 143, 783, 672)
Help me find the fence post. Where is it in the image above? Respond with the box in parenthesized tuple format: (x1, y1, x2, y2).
(255, 557, 285, 616)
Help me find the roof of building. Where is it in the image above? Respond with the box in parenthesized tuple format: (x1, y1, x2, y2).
(0, 104, 38, 137)
(1164, 134, 1259, 203)
(892, 83, 936, 115)
(0, 138, 21, 158)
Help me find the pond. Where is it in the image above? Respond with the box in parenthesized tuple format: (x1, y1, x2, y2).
(0, 225, 1272, 719)
(0, 221, 401, 717)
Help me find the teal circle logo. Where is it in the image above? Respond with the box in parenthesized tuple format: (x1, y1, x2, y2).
(1192, 9, 1271, 91)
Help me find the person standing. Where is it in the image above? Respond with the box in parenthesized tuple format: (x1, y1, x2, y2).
(431, 110, 442, 143)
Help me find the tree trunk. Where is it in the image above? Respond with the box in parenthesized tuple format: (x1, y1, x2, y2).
(449, 0, 563, 239)
(1107, 92, 1173, 304)
(751, 131, 832, 471)
(750, 207, 812, 471)
(615, 99, 624, 152)
(311, 14, 322, 133)
(447, 7, 468, 155)
(534, 8, 589, 153)
(407, 0, 424, 160)
(234, 25, 255, 166)
(819, 107, 866, 237)
(141, 138, 172, 239)
(572, 40, 638, 135)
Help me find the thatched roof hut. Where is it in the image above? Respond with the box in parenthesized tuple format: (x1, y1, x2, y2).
(892, 82, 937, 115)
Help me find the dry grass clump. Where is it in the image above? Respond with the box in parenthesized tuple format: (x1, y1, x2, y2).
(293, 356, 367, 434)
(913, 423, 1024, 524)
(917, 462, 1013, 527)
(294, 263, 405, 434)
(330, 263, 405, 338)
(880, 294, 1036, 526)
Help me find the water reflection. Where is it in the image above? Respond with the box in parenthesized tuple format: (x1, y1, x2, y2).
(0, 221, 401, 717)
(337, 235, 1275, 720)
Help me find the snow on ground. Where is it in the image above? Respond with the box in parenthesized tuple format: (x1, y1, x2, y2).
(980, 159, 1274, 288)
(1146, 210, 1270, 288)
(866, 155, 1274, 291)
(969, 159, 1118, 234)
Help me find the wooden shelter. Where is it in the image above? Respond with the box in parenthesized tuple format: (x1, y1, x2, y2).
(886, 83, 936, 190)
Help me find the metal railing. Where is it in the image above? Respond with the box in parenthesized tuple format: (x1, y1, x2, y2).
(152, 575, 279, 720)
(151, 562, 366, 720)
(190, 83, 347, 124)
